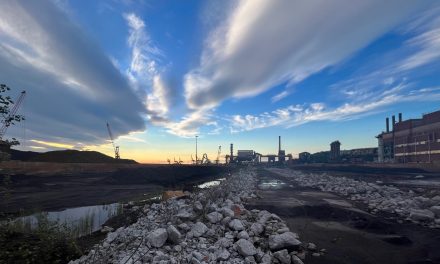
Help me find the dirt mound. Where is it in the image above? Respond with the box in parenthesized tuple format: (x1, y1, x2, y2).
(28, 150, 136, 164)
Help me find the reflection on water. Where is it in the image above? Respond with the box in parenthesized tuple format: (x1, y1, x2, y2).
(258, 179, 286, 190)
(14, 203, 123, 237)
(197, 178, 226, 189)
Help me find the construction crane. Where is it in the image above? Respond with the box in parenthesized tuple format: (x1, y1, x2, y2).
(106, 122, 120, 159)
(215, 146, 221, 165)
(0, 90, 26, 140)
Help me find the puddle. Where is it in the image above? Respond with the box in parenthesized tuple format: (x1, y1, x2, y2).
(11, 203, 123, 237)
(197, 178, 226, 189)
(258, 179, 286, 190)
(393, 179, 440, 187)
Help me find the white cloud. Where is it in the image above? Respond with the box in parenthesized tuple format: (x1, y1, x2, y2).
(229, 86, 440, 132)
(184, 0, 433, 110)
(0, 1, 146, 145)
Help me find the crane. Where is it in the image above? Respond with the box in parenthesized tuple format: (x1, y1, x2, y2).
(0, 90, 26, 140)
(215, 145, 221, 165)
(106, 122, 120, 159)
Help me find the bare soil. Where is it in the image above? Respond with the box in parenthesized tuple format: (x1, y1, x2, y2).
(246, 168, 440, 264)
(0, 162, 229, 217)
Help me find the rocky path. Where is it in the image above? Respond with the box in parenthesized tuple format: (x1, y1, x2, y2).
(70, 168, 313, 264)
(269, 168, 440, 228)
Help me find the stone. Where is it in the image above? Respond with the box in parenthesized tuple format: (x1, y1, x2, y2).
(194, 201, 203, 212)
(238, 230, 250, 239)
(430, 206, 440, 217)
(221, 207, 235, 218)
(235, 239, 257, 256)
(191, 222, 208, 237)
(307, 242, 317, 251)
(167, 225, 182, 244)
(269, 232, 301, 251)
(216, 248, 230, 260)
(229, 219, 245, 231)
(409, 209, 435, 222)
(147, 228, 168, 248)
(250, 223, 264, 236)
(312, 252, 321, 257)
(101, 226, 113, 233)
(291, 255, 304, 264)
(277, 227, 290, 234)
(207, 211, 223, 223)
(260, 254, 272, 264)
(273, 249, 291, 264)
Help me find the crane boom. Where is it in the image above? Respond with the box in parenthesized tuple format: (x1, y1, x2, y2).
(0, 90, 26, 139)
(106, 122, 120, 159)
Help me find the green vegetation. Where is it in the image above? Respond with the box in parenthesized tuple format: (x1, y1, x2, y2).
(0, 214, 82, 264)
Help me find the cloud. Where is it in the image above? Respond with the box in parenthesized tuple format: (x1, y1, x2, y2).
(229, 85, 440, 132)
(0, 1, 146, 146)
(184, 0, 434, 110)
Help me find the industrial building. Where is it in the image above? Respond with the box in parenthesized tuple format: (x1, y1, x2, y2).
(377, 109, 440, 163)
(330, 140, 341, 162)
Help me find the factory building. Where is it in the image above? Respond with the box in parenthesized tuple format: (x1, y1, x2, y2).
(377, 109, 440, 163)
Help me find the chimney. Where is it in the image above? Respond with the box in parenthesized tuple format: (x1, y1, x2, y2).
(278, 136, 281, 153)
(398, 113, 402, 123)
(230, 143, 234, 162)
(386, 117, 390, 133)
(392, 115, 396, 131)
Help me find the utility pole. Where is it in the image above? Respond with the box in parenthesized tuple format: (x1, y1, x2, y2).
(195, 135, 198, 165)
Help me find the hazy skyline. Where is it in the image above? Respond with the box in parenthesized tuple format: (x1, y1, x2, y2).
(1, 0, 440, 163)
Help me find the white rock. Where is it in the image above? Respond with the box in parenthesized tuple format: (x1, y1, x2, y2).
(429, 206, 440, 217)
(273, 249, 291, 264)
(221, 207, 235, 218)
(235, 239, 257, 256)
(216, 248, 230, 260)
(409, 209, 435, 222)
(167, 225, 182, 244)
(207, 211, 223, 223)
(238, 230, 250, 239)
(269, 232, 301, 251)
(191, 222, 208, 237)
(250, 223, 264, 235)
(229, 219, 245, 231)
(291, 255, 304, 264)
(147, 228, 168, 248)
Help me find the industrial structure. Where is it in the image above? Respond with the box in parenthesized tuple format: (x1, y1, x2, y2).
(329, 140, 341, 162)
(106, 122, 120, 159)
(377, 109, 440, 163)
(225, 136, 292, 164)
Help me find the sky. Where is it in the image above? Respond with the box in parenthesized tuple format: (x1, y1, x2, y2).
(1, 0, 440, 163)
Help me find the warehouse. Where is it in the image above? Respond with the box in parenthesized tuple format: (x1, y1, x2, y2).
(377, 109, 440, 163)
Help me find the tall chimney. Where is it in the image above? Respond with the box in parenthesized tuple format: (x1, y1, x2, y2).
(230, 143, 234, 163)
(392, 115, 396, 131)
(386, 117, 390, 133)
(278, 136, 281, 153)
(398, 113, 402, 123)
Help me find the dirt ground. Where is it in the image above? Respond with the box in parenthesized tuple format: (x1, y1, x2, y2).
(246, 168, 440, 264)
(0, 162, 228, 217)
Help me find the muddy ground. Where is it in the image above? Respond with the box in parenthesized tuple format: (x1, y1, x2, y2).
(247, 168, 440, 264)
(0, 162, 229, 217)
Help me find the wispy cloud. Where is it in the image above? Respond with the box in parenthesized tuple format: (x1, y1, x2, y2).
(0, 1, 146, 146)
(184, 0, 432, 110)
(229, 85, 440, 133)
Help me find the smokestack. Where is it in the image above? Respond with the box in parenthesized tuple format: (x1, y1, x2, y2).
(392, 115, 396, 131)
(278, 136, 281, 153)
(386, 117, 390, 133)
(398, 113, 402, 123)
(230, 143, 234, 162)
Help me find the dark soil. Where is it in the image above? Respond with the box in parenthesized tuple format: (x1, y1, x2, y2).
(246, 168, 440, 264)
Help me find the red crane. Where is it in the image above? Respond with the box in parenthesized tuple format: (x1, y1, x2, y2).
(0, 90, 26, 140)
(106, 122, 120, 159)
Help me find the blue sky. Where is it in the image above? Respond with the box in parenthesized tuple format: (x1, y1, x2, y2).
(1, 0, 440, 163)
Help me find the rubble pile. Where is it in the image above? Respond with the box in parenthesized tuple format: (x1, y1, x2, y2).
(71, 169, 316, 264)
(271, 169, 440, 228)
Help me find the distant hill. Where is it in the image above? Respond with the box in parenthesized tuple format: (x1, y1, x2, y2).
(10, 149, 137, 164)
